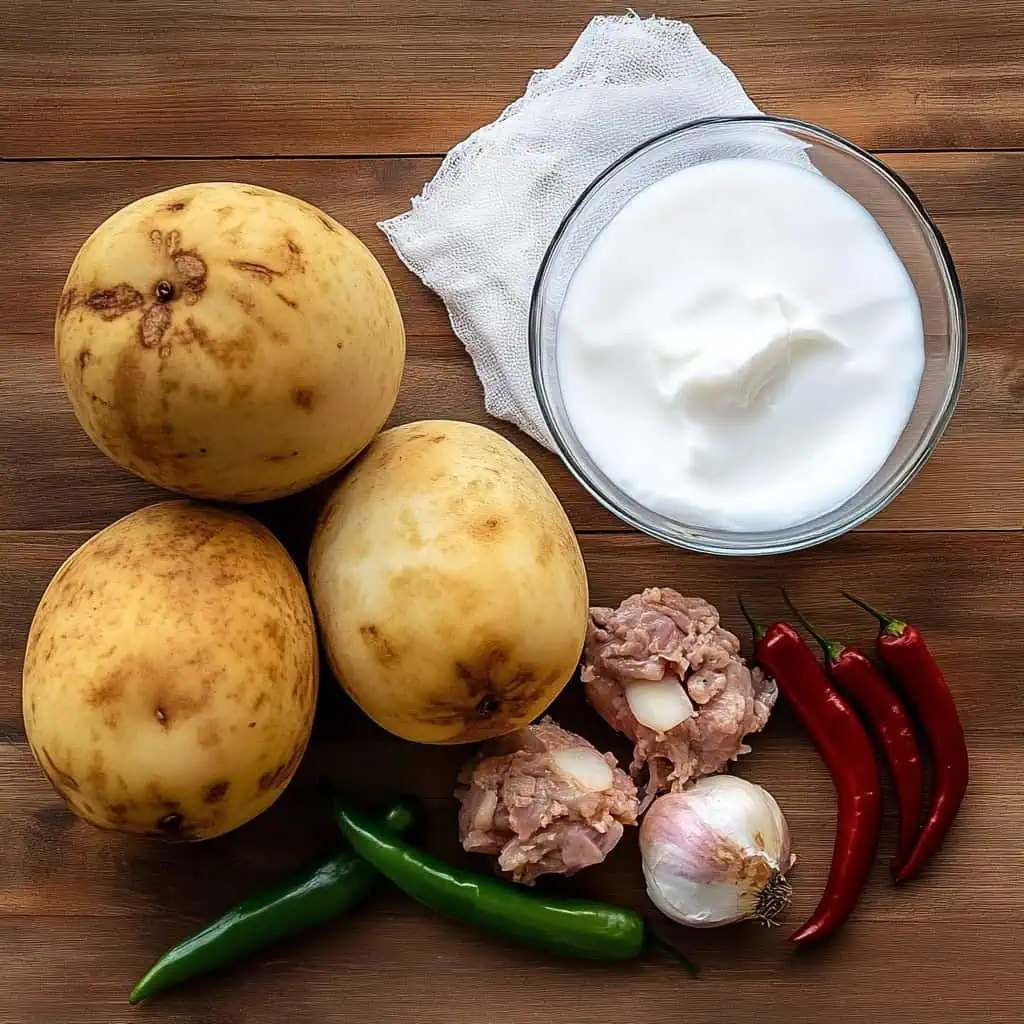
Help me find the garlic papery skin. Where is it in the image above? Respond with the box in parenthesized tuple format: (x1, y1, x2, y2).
(639, 775, 795, 928)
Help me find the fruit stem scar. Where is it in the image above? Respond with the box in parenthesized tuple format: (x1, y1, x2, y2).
(476, 696, 500, 718)
(156, 281, 175, 303)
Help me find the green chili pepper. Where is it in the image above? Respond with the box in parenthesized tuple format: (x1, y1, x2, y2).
(129, 799, 417, 1004)
(334, 803, 694, 969)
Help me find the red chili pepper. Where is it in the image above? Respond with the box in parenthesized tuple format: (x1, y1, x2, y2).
(842, 592, 969, 884)
(739, 598, 881, 945)
(783, 593, 924, 876)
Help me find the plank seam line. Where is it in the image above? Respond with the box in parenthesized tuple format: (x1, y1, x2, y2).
(0, 527, 1020, 539)
(5, 148, 1024, 164)
(0, 153, 447, 164)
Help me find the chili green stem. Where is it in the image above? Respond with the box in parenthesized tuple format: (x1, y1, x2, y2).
(841, 590, 907, 637)
(737, 594, 766, 641)
(782, 590, 845, 665)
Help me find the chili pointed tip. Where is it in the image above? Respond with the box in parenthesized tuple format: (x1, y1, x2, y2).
(894, 860, 919, 885)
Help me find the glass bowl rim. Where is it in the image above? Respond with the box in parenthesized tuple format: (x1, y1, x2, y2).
(528, 114, 967, 556)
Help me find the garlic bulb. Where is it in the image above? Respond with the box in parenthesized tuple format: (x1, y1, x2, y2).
(640, 775, 795, 928)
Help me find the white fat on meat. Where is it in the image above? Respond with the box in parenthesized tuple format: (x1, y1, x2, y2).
(582, 587, 777, 806)
(455, 717, 639, 885)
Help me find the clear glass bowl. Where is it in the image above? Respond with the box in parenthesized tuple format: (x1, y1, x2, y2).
(530, 116, 966, 555)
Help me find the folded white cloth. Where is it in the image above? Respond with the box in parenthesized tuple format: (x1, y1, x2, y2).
(379, 14, 759, 447)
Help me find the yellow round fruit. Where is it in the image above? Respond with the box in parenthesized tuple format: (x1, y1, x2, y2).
(55, 182, 405, 501)
(22, 501, 318, 840)
(309, 420, 588, 744)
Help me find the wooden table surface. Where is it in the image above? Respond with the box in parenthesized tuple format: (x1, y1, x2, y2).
(2, 2, 1022, 1022)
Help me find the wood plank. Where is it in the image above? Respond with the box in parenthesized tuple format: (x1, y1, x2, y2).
(2, 152, 1022, 532)
(1, 915, 1021, 1024)
(4, 1, 1024, 158)
(7, 150, 1022, 341)
(1, 734, 1018, 920)
(0, 346, 622, 533)
(4, 337, 1021, 534)
(0, 157, 450, 339)
(6, 530, 1020, 722)
(0, 529, 1020, 1021)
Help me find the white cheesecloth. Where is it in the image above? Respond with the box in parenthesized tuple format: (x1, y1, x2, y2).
(379, 14, 762, 447)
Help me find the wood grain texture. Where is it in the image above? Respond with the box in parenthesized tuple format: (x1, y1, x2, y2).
(2, 1, 1023, 1021)
(2, 531, 1022, 1023)
(3, 151, 1023, 533)
(4, 1, 1024, 157)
